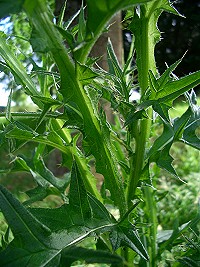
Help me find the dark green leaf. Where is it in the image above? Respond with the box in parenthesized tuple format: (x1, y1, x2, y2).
(153, 142, 177, 177)
(0, 0, 24, 19)
(69, 161, 92, 224)
(110, 222, 149, 261)
(182, 116, 200, 150)
(87, 192, 113, 222)
(29, 205, 74, 232)
(152, 102, 171, 122)
(61, 246, 123, 266)
(124, 109, 148, 127)
(147, 123, 174, 159)
(173, 107, 192, 141)
(0, 176, 115, 266)
(24, 186, 49, 206)
(0, 185, 51, 248)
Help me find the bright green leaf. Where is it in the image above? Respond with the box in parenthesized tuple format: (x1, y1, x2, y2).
(153, 70, 200, 103)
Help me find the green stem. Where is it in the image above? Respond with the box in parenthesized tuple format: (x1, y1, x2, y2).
(23, 0, 127, 215)
(126, 3, 161, 265)
(127, 5, 157, 205)
(143, 186, 157, 267)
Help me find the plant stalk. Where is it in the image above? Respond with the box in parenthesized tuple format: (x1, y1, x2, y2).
(23, 0, 127, 215)
(126, 4, 159, 265)
(127, 5, 157, 205)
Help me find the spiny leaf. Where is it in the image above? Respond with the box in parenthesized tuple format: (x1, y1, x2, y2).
(157, 55, 185, 90)
(147, 123, 174, 159)
(0, 176, 114, 266)
(4, 122, 69, 154)
(107, 38, 122, 78)
(182, 115, 200, 150)
(152, 102, 171, 122)
(0, 164, 147, 265)
(153, 70, 200, 103)
(56, 26, 75, 50)
(173, 107, 192, 141)
(23, 0, 127, 214)
(77, 5, 86, 43)
(124, 109, 148, 127)
(76, 62, 99, 85)
(110, 222, 149, 261)
(57, 0, 67, 27)
(62, 102, 84, 130)
(158, 0, 182, 16)
(152, 142, 177, 177)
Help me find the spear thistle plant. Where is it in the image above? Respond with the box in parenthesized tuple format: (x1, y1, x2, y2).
(0, 0, 199, 266)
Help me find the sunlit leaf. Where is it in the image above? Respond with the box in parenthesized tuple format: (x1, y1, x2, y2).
(152, 70, 200, 103)
(76, 62, 99, 85)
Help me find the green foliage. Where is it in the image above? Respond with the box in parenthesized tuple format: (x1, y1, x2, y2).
(0, 0, 199, 266)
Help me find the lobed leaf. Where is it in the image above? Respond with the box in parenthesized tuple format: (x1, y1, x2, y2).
(110, 222, 149, 261)
(152, 70, 200, 103)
